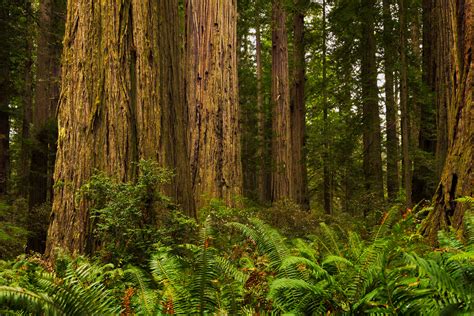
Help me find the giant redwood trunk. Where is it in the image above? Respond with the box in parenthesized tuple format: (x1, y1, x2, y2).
(291, 0, 309, 210)
(422, 0, 473, 241)
(186, 0, 243, 209)
(360, 0, 384, 210)
(271, 0, 293, 202)
(46, 0, 193, 256)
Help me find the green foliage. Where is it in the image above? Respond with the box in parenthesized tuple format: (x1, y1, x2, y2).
(0, 256, 120, 315)
(79, 160, 194, 266)
(0, 206, 473, 315)
(0, 199, 28, 259)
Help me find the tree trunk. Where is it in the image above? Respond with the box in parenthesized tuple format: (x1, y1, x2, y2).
(271, 0, 293, 203)
(412, 0, 437, 204)
(0, 4, 11, 196)
(46, 0, 193, 256)
(361, 0, 384, 211)
(291, 0, 309, 210)
(422, 0, 473, 241)
(256, 23, 269, 203)
(399, 0, 412, 208)
(186, 0, 243, 209)
(28, 0, 65, 222)
(0, 98, 8, 197)
(320, 0, 331, 214)
(18, 1, 34, 198)
(383, 0, 400, 201)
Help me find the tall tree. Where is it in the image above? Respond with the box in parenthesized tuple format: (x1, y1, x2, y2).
(399, 0, 412, 207)
(412, 0, 437, 203)
(256, 19, 269, 203)
(271, 0, 293, 202)
(422, 0, 472, 241)
(0, 2, 11, 196)
(186, 0, 243, 209)
(382, 0, 400, 201)
(291, 0, 309, 209)
(321, 0, 332, 213)
(28, 0, 65, 212)
(360, 0, 384, 209)
(46, 0, 193, 256)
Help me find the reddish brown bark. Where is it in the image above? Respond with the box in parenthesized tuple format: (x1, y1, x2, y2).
(186, 0, 243, 209)
(422, 0, 473, 241)
(271, 0, 293, 202)
(291, 0, 309, 210)
(46, 0, 193, 256)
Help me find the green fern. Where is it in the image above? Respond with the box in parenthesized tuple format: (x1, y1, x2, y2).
(0, 260, 120, 315)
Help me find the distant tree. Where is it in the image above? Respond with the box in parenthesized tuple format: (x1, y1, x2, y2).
(360, 0, 384, 211)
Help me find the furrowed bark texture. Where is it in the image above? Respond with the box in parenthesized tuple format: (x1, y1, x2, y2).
(186, 0, 243, 209)
(291, 0, 309, 210)
(361, 0, 384, 209)
(423, 0, 473, 241)
(271, 0, 293, 202)
(46, 0, 193, 256)
(383, 0, 400, 201)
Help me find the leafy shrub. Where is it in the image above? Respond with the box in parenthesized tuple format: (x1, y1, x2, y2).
(80, 160, 195, 266)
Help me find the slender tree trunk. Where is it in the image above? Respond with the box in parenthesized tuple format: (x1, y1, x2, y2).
(291, 0, 309, 210)
(361, 0, 384, 211)
(321, 0, 331, 214)
(399, 0, 412, 208)
(186, 0, 243, 209)
(0, 4, 11, 196)
(28, 0, 65, 222)
(422, 0, 473, 241)
(18, 1, 34, 198)
(0, 99, 8, 196)
(412, 0, 437, 203)
(256, 23, 269, 203)
(434, 0, 448, 178)
(46, 0, 192, 256)
(383, 0, 400, 201)
(271, 0, 293, 202)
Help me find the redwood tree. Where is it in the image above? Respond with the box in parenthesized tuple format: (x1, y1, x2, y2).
(186, 0, 243, 209)
(360, 0, 384, 209)
(271, 0, 293, 202)
(46, 0, 193, 256)
(423, 0, 472, 240)
(291, 0, 309, 209)
(0, 3, 11, 196)
(383, 0, 400, 201)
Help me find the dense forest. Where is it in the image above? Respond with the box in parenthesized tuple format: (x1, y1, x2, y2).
(0, 0, 472, 314)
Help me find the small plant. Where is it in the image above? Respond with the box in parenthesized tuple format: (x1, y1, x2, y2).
(79, 160, 176, 266)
